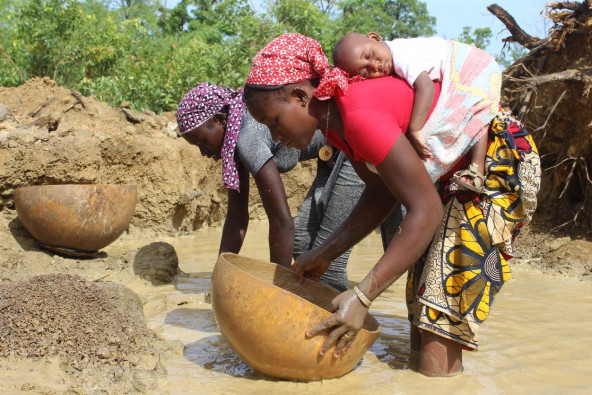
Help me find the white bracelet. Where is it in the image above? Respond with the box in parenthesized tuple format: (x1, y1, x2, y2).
(353, 285, 372, 308)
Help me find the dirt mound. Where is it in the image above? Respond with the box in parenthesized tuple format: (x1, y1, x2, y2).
(0, 77, 316, 236)
(495, 1, 592, 237)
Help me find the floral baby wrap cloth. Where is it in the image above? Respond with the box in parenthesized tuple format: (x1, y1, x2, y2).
(422, 40, 502, 182)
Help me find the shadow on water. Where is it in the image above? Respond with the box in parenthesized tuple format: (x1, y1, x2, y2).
(183, 334, 368, 382)
(166, 306, 282, 381)
(370, 312, 413, 371)
(183, 334, 268, 381)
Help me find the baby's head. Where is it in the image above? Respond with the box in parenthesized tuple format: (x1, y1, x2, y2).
(333, 32, 393, 79)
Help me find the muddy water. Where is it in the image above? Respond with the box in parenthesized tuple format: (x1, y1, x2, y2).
(138, 221, 592, 394)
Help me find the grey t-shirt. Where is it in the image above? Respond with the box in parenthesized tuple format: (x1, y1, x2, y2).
(235, 111, 326, 176)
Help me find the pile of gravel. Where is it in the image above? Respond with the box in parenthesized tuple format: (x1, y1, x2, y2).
(0, 273, 150, 368)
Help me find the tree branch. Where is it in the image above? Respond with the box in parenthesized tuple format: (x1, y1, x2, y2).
(28, 96, 57, 117)
(487, 3, 542, 48)
(508, 68, 592, 86)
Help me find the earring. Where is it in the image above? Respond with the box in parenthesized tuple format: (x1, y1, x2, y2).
(301, 100, 307, 107)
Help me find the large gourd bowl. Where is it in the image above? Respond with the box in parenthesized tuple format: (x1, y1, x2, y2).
(13, 184, 137, 254)
(211, 252, 381, 381)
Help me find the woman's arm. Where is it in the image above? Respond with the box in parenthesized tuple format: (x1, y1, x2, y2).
(358, 135, 443, 298)
(254, 159, 294, 267)
(293, 159, 397, 281)
(219, 161, 251, 255)
(306, 135, 444, 357)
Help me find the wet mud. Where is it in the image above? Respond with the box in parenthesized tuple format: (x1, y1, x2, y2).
(146, 223, 592, 394)
(1, 221, 592, 393)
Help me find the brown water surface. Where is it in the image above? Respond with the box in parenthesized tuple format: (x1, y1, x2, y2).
(139, 221, 592, 394)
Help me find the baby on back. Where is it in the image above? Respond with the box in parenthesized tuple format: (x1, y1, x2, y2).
(333, 32, 502, 190)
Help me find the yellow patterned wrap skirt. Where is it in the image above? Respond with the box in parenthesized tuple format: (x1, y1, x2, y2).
(407, 111, 541, 350)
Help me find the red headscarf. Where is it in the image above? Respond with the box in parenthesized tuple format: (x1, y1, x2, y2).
(246, 33, 350, 100)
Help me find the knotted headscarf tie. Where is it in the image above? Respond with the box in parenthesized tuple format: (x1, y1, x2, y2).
(246, 33, 350, 100)
(176, 82, 246, 191)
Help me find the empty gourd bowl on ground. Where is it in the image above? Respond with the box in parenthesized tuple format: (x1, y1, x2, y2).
(211, 252, 381, 381)
(13, 184, 137, 256)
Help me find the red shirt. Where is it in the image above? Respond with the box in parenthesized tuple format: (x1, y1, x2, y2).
(328, 76, 441, 167)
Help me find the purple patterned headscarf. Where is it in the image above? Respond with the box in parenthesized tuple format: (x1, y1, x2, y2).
(176, 82, 246, 191)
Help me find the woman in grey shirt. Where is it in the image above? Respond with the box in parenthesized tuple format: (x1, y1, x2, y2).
(176, 82, 364, 291)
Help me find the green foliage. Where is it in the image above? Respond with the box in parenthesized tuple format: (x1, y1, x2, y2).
(273, 0, 330, 39)
(0, 1, 23, 86)
(157, 1, 191, 35)
(335, 0, 435, 40)
(0, 0, 495, 113)
(15, 0, 87, 81)
(457, 26, 492, 49)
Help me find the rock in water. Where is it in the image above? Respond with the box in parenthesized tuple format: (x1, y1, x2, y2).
(133, 241, 180, 284)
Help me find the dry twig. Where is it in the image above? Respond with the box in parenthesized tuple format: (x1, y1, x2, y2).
(548, 1, 582, 12)
(514, 88, 534, 119)
(28, 96, 57, 117)
(63, 90, 87, 113)
(534, 89, 567, 133)
(549, 207, 582, 232)
(558, 153, 581, 199)
(70, 90, 87, 109)
(546, 155, 579, 170)
(508, 68, 592, 85)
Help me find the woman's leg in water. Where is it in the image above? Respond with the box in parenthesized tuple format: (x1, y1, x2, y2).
(419, 330, 463, 377)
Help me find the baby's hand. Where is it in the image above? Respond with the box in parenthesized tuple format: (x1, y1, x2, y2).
(408, 132, 433, 161)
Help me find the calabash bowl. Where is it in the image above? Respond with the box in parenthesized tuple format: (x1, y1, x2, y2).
(211, 252, 381, 381)
(13, 184, 137, 254)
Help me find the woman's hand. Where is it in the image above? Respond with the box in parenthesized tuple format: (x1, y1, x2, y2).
(306, 290, 369, 358)
(292, 248, 332, 283)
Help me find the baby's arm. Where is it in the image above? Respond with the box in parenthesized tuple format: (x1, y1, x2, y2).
(407, 71, 434, 160)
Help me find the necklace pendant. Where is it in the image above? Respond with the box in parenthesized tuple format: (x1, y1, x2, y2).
(319, 144, 334, 161)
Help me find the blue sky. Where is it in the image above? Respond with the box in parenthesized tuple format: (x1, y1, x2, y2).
(424, 0, 550, 56)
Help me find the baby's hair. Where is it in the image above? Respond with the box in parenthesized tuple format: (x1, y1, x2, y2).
(332, 35, 350, 68)
(332, 32, 365, 68)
